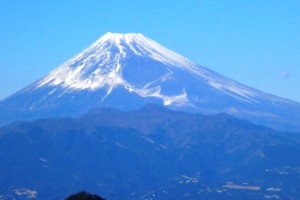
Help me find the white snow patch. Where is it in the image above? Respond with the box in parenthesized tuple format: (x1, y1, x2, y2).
(116, 143, 126, 148)
(39, 158, 48, 168)
(264, 195, 280, 199)
(266, 187, 281, 192)
(223, 183, 261, 191)
(38, 158, 48, 163)
(48, 88, 57, 95)
(159, 144, 167, 150)
(181, 175, 198, 183)
(143, 136, 155, 144)
(134, 86, 189, 106)
(13, 188, 37, 199)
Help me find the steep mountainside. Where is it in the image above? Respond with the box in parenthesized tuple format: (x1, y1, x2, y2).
(0, 33, 299, 131)
(0, 106, 299, 199)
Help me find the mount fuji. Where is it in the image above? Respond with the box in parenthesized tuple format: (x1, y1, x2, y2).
(1, 32, 300, 131)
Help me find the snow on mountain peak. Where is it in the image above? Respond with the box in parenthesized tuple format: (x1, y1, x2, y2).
(33, 32, 284, 107)
(90, 32, 196, 67)
(36, 33, 195, 90)
(34, 33, 198, 106)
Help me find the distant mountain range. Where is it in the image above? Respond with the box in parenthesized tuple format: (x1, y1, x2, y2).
(0, 33, 300, 131)
(0, 105, 299, 199)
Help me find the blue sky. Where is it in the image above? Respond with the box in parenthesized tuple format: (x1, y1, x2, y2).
(0, 0, 300, 101)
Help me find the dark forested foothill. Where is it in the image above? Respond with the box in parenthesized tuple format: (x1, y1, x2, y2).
(0, 105, 299, 199)
(65, 191, 105, 200)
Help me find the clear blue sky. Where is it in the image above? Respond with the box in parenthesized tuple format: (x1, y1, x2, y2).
(0, 0, 300, 102)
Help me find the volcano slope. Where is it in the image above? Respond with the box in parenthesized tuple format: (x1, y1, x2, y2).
(0, 33, 300, 131)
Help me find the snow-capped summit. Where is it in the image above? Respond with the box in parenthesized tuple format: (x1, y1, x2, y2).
(36, 32, 195, 91)
(32, 32, 261, 106)
(1, 32, 300, 131)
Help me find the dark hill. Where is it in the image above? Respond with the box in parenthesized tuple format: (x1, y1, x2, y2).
(65, 191, 105, 200)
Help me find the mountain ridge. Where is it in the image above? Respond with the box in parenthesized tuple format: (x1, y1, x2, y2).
(0, 105, 299, 199)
